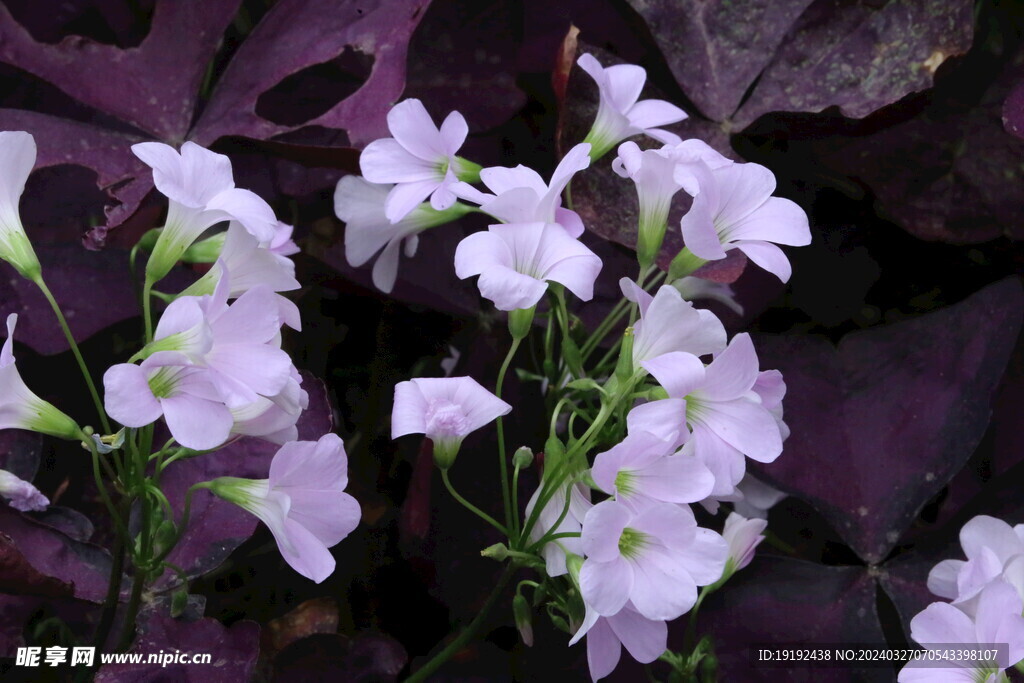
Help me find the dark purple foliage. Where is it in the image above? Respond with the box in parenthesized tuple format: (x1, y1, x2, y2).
(752, 278, 1023, 563)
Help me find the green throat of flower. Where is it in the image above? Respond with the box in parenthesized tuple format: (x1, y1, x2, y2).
(618, 527, 649, 559)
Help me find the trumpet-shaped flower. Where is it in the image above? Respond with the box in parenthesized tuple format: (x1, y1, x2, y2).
(0, 468, 48, 512)
(722, 511, 767, 574)
(611, 142, 688, 266)
(0, 131, 41, 280)
(335, 175, 472, 293)
(455, 222, 602, 311)
(452, 143, 591, 237)
(591, 430, 713, 507)
(360, 99, 475, 223)
(133, 141, 278, 282)
(525, 482, 592, 577)
(928, 515, 1024, 615)
(1, 314, 80, 440)
(392, 376, 511, 469)
(579, 499, 727, 621)
(576, 54, 687, 160)
(642, 334, 784, 497)
(570, 601, 667, 682)
(180, 222, 300, 300)
(621, 279, 726, 365)
(678, 160, 811, 282)
(900, 579, 1024, 682)
(208, 433, 361, 583)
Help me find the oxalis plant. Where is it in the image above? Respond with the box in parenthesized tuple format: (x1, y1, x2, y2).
(338, 53, 810, 682)
(0, 132, 361, 674)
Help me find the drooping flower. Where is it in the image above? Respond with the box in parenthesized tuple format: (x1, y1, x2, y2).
(570, 601, 667, 682)
(0, 131, 41, 280)
(230, 367, 309, 445)
(576, 54, 687, 160)
(132, 141, 278, 283)
(621, 279, 726, 365)
(452, 143, 591, 237)
(0, 314, 80, 440)
(590, 430, 713, 507)
(360, 99, 478, 223)
(579, 499, 727, 621)
(900, 579, 1024, 682)
(0, 468, 48, 512)
(927, 515, 1024, 614)
(722, 511, 767, 575)
(525, 482, 592, 577)
(642, 334, 784, 498)
(207, 433, 361, 583)
(180, 222, 300, 301)
(335, 175, 472, 293)
(673, 160, 811, 282)
(391, 376, 512, 469)
(455, 222, 603, 311)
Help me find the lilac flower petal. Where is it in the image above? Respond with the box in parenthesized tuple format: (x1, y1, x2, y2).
(580, 556, 634, 616)
(205, 188, 277, 243)
(629, 546, 698, 620)
(695, 398, 783, 463)
(631, 502, 697, 550)
(700, 333, 761, 401)
(387, 99, 448, 160)
(585, 616, 621, 682)
(582, 500, 632, 562)
(909, 601, 977, 646)
(733, 241, 793, 282)
(391, 381, 429, 438)
(641, 351, 706, 398)
(926, 559, 965, 600)
(361, 138, 438, 184)
(372, 237, 404, 293)
(160, 393, 233, 450)
(477, 266, 550, 311)
(726, 196, 811, 245)
(606, 607, 668, 664)
(675, 528, 729, 584)
(960, 515, 1024, 564)
(625, 398, 687, 449)
(102, 363, 162, 428)
(385, 179, 440, 224)
(439, 110, 469, 154)
(275, 516, 337, 584)
(554, 207, 585, 238)
(636, 455, 715, 504)
(627, 99, 688, 130)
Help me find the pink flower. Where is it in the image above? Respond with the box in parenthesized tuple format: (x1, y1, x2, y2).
(452, 143, 591, 237)
(208, 434, 361, 583)
(900, 580, 1024, 682)
(132, 141, 277, 282)
(392, 376, 511, 468)
(621, 280, 726, 365)
(611, 142, 688, 266)
(928, 515, 1024, 615)
(590, 430, 713, 507)
(722, 511, 767, 573)
(678, 160, 811, 282)
(642, 334, 784, 498)
(0, 468, 48, 512)
(455, 222, 602, 311)
(579, 499, 727, 621)
(570, 601, 667, 682)
(577, 54, 687, 160)
(335, 175, 471, 293)
(1, 314, 80, 441)
(359, 99, 473, 223)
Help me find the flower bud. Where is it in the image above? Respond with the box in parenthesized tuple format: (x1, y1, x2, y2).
(512, 594, 533, 646)
(512, 446, 534, 469)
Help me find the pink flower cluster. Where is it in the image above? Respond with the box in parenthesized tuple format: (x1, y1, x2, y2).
(901, 515, 1024, 681)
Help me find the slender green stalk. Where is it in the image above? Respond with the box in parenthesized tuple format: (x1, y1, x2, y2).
(441, 470, 508, 537)
(494, 337, 521, 535)
(683, 586, 711, 655)
(404, 565, 515, 682)
(116, 572, 147, 652)
(36, 278, 111, 434)
(142, 278, 156, 343)
(91, 499, 128, 651)
(84, 433, 130, 540)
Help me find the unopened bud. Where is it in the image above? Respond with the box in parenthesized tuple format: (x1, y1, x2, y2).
(513, 594, 533, 646)
(512, 446, 534, 469)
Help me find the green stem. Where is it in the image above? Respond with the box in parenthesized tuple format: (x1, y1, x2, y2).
(116, 571, 147, 652)
(151, 483, 207, 566)
(91, 499, 128, 651)
(683, 586, 711, 655)
(404, 565, 515, 682)
(442, 469, 508, 537)
(142, 277, 155, 343)
(494, 337, 521, 536)
(84, 433, 130, 540)
(36, 278, 111, 434)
